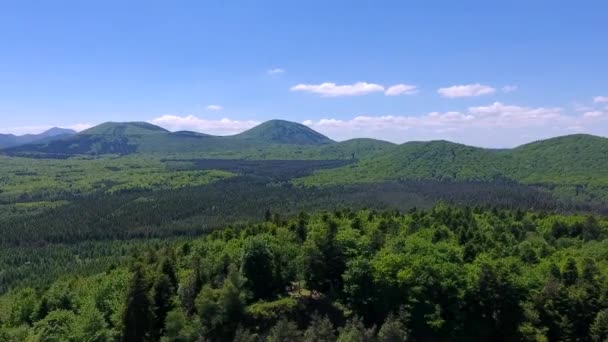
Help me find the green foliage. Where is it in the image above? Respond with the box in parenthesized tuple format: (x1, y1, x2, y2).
(5, 121, 608, 204)
(5, 287, 38, 326)
(377, 311, 409, 342)
(301, 220, 346, 296)
(160, 309, 198, 342)
(1, 206, 608, 341)
(303, 315, 336, 342)
(30, 310, 77, 342)
(151, 274, 174, 339)
(245, 297, 299, 321)
(0, 155, 234, 202)
(241, 237, 278, 300)
(267, 318, 301, 342)
(73, 305, 114, 342)
(232, 326, 258, 342)
(122, 264, 154, 342)
(297, 134, 608, 203)
(337, 317, 376, 342)
(590, 310, 608, 342)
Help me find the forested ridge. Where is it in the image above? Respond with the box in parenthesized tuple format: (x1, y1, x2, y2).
(3, 121, 608, 202)
(1, 206, 608, 341)
(1, 121, 608, 341)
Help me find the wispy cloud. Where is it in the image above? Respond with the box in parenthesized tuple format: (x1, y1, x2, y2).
(385, 84, 418, 96)
(67, 123, 94, 132)
(150, 115, 258, 135)
(438, 83, 496, 98)
(291, 82, 385, 97)
(502, 85, 518, 93)
(594, 96, 608, 103)
(303, 102, 607, 147)
(206, 105, 223, 111)
(583, 111, 605, 118)
(291, 81, 420, 97)
(267, 68, 285, 75)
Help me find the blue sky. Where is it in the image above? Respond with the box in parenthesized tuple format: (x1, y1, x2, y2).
(1, 0, 607, 147)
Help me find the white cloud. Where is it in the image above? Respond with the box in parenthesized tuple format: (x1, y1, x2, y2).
(502, 85, 518, 93)
(385, 84, 418, 96)
(467, 102, 563, 127)
(206, 105, 223, 111)
(594, 96, 608, 103)
(67, 123, 94, 132)
(150, 115, 259, 135)
(573, 103, 594, 112)
(303, 102, 607, 147)
(290, 82, 385, 97)
(438, 83, 496, 98)
(583, 111, 605, 118)
(267, 68, 285, 75)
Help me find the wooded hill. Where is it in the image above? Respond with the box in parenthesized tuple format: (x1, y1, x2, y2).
(2, 120, 607, 203)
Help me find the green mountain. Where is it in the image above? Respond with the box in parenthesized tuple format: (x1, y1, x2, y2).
(299, 140, 507, 185)
(232, 119, 333, 145)
(3, 120, 608, 203)
(80, 121, 169, 136)
(0, 120, 334, 157)
(298, 134, 608, 201)
(507, 134, 608, 184)
(0, 127, 76, 149)
(313, 138, 396, 159)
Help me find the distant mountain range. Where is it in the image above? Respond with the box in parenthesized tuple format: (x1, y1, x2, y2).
(2, 120, 607, 203)
(0, 127, 76, 149)
(0, 120, 336, 157)
(298, 134, 608, 196)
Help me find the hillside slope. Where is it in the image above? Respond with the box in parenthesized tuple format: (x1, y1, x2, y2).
(508, 134, 608, 184)
(3, 121, 608, 203)
(299, 140, 507, 185)
(0, 127, 76, 149)
(1, 121, 335, 157)
(298, 134, 608, 200)
(232, 119, 333, 145)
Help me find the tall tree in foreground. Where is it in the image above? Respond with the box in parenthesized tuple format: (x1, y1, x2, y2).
(377, 311, 409, 342)
(152, 274, 175, 340)
(337, 317, 376, 342)
(590, 310, 608, 342)
(241, 237, 276, 300)
(303, 314, 336, 342)
(267, 318, 301, 342)
(122, 264, 154, 342)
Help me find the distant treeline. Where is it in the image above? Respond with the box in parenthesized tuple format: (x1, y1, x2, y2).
(1, 206, 608, 341)
(0, 176, 594, 247)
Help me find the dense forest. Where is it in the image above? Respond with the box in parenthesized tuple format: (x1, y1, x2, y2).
(1, 206, 607, 341)
(1, 121, 608, 341)
(3, 121, 608, 204)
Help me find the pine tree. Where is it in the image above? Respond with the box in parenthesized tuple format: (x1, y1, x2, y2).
(590, 310, 608, 342)
(562, 258, 579, 286)
(233, 326, 258, 342)
(152, 274, 175, 340)
(75, 305, 114, 342)
(241, 237, 276, 300)
(303, 314, 336, 342)
(337, 317, 375, 342)
(377, 312, 408, 342)
(122, 264, 155, 342)
(267, 318, 301, 342)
